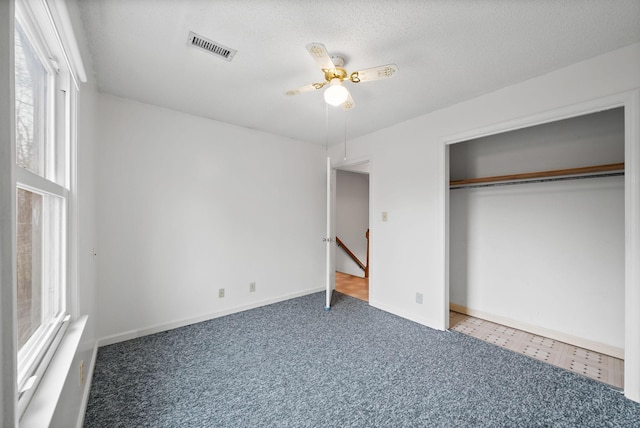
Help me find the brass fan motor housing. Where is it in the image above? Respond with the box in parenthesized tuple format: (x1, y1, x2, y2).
(323, 67, 348, 82)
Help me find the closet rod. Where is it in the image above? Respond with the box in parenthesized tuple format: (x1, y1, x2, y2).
(450, 171, 624, 190)
(450, 163, 624, 190)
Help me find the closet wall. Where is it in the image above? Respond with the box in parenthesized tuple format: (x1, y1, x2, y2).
(449, 108, 625, 353)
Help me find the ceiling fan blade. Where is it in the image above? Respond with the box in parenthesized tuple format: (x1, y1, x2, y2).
(350, 64, 398, 83)
(305, 42, 336, 70)
(284, 82, 326, 96)
(341, 91, 355, 110)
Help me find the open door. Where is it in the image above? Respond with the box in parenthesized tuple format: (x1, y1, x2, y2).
(325, 157, 336, 309)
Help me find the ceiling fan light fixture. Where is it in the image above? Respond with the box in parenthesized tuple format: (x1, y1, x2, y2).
(324, 79, 349, 106)
(285, 42, 399, 110)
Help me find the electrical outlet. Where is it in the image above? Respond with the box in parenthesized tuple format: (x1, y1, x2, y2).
(218, 288, 225, 298)
(79, 360, 85, 385)
(416, 292, 423, 304)
(249, 282, 256, 292)
(382, 211, 388, 222)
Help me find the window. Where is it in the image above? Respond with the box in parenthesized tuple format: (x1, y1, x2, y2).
(14, 0, 76, 416)
(15, 22, 47, 177)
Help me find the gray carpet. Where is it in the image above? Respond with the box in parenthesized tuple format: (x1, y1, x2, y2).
(84, 292, 640, 427)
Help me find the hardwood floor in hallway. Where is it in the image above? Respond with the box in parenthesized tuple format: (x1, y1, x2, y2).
(335, 271, 368, 302)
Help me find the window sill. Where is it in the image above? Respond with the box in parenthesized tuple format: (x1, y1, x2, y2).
(19, 315, 88, 428)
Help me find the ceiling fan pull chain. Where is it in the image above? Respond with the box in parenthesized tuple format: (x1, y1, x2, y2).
(325, 102, 329, 151)
(344, 111, 348, 160)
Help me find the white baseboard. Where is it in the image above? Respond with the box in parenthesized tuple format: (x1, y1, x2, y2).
(450, 303, 624, 359)
(97, 287, 324, 347)
(75, 343, 98, 428)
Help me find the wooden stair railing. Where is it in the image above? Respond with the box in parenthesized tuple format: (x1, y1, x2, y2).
(336, 229, 370, 279)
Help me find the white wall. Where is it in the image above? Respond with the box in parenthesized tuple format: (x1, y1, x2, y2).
(95, 94, 326, 341)
(328, 43, 640, 395)
(450, 177, 624, 349)
(449, 108, 625, 180)
(336, 170, 369, 277)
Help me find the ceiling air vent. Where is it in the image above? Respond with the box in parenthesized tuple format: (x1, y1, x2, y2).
(187, 31, 237, 62)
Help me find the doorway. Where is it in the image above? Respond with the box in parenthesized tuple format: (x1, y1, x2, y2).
(334, 161, 370, 302)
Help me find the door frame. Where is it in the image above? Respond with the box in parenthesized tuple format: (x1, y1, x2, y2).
(441, 89, 640, 402)
(325, 157, 336, 309)
(333, 156, 374, 304)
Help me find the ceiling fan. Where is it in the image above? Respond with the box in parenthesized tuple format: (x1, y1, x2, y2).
(285, 43, 398, 110)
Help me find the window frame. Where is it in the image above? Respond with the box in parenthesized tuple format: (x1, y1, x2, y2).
(13, 0, 79, 418)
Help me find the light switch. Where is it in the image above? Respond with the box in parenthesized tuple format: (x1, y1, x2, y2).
(382, 211, 388, 222)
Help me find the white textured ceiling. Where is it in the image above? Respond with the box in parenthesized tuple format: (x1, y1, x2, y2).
(77, 0, 640, 146)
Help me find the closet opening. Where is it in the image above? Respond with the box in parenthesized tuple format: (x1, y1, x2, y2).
(447, 107, 625, 388)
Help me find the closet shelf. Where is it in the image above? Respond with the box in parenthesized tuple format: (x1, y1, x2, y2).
(450, 162, 625, 188)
